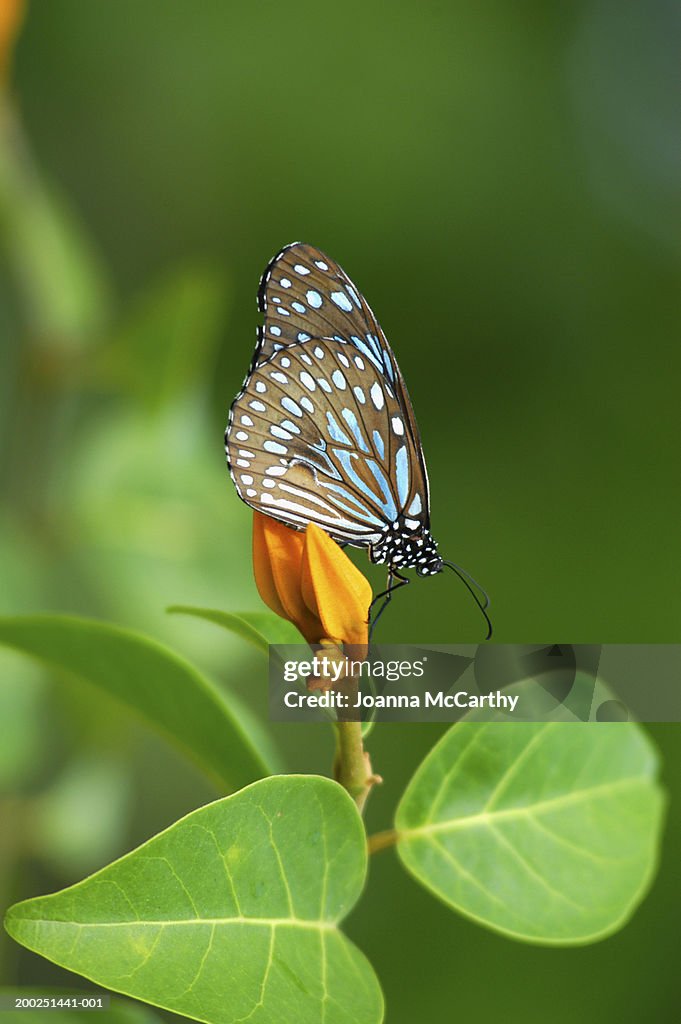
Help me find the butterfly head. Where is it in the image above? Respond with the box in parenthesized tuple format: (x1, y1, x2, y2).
(370, 520, 443, 577)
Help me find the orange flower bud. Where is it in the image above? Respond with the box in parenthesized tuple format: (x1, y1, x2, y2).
(252, 512, 372, 649)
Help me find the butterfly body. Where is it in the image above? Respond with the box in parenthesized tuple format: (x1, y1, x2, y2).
(226, 242, 442, 578)
(369, 522, 442, 576)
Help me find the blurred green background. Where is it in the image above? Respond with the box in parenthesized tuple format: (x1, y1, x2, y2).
(1, 1, 679, 1021)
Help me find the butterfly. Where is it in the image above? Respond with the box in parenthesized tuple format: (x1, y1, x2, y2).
(225, 242, 491, 635)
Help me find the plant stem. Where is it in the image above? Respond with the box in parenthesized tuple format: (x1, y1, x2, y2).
(324, 655, 381, 813)
(334, 720, 380, 814)
(367, 829, 399, 855)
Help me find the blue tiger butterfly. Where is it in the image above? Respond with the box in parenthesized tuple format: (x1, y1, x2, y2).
(225, 242, 491, 636)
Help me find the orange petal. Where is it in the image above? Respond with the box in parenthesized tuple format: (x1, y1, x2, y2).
(252, 512, 289, 620)
(301, 523, 372, 647)
(252, 512, 322, 642)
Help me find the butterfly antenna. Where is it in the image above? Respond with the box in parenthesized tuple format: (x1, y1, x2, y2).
(441, 560, 493, 640)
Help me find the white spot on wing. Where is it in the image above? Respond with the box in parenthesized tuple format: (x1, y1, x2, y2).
(306, 290, 323, 308)
(331, 290, 353, 312)
(264, 440, 287, 455)
(392, 416, 404, 435)
(294, 264, 310, 275)
(281, 397, 303, 417)
(370, 382, 385, 410)
(271, 425, 293, 440)
(332, 369, 347, 390)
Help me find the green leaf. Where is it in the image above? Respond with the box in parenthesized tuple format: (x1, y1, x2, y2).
(0, 615, 270, 792)
(168, 606, 304, 653)
(0, 138, 112, 347)
(0, 653, 46, 791)
(5, 776, 384, 1024)
(170, 608, 374, 737)
(395, 721, 665, 945)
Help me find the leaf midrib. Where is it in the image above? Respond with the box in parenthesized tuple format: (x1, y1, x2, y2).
(399, 775, 648, 840)
(9, 915, 337, 931)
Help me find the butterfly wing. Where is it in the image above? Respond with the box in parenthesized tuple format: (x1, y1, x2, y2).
(226, 336, 430, 546)
(256, 243, 392, 373)
(251, 242, 431, 514)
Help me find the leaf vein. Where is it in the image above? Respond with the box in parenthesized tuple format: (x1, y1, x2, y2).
(402, 776, 647, 839)
(488, 824, 589, 913)
(525, 814, 629, 867)
(233, 924, 276, 1023)
(482, 722, 555, 813)
(142, 855, 201, 918)
(176, 923, 216, 1000)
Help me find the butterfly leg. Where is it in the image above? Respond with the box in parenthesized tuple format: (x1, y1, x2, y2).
(368, 569, 410, 640)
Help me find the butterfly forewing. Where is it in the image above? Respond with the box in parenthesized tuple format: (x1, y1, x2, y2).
(227, 337, 429, 546)
(260, 243, 429, 492)
(257, 244, 394, 378)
